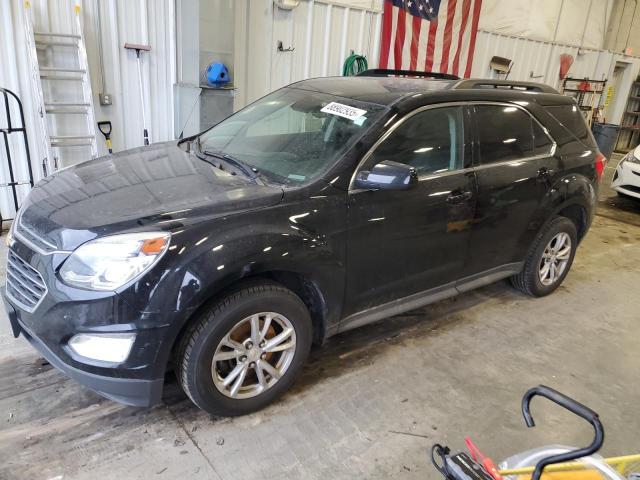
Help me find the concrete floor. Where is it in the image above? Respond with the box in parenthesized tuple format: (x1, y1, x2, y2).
(1, 158, 639, 480)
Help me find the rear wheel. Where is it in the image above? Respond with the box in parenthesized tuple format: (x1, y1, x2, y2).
(176, 281, 313, 416)
(511, 217, 577, 297)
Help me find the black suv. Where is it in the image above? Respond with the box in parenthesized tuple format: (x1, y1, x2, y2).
(3, 71, 605, 416)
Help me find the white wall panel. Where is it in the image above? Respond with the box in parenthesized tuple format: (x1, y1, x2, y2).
(479, 0, 613, 49)
(472, 30, 640, 125)
(234, 0, 382, 110)
(0, 0, 175, 220)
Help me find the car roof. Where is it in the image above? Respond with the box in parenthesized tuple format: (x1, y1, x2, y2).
(289, 76, 455, 106)
(289, 75, 573, 109)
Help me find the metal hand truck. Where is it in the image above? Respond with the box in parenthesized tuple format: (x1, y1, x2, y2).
(431, 385, 640, 480)
(0, 87, 35, 230)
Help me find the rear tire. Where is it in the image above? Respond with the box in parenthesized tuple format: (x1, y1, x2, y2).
(511, 217, 577, 297)
(176, 281, 313, 416)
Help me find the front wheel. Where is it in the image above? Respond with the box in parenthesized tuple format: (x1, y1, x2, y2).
(511, 217, 577, 297)
(176, 281, 313, 416)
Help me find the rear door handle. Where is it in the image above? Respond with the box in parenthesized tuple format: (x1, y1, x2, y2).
(446, 190, 473, 204)
(537, 167, 555, 179)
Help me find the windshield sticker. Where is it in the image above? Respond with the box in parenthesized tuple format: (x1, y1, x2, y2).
(288, 174, 306, 181)
(321, 102, 367, 121)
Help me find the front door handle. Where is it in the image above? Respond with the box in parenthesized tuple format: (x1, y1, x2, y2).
(446, 190, 473, 204)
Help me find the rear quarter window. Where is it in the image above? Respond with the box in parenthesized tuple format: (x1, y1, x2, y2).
(544, 105, 597, 148)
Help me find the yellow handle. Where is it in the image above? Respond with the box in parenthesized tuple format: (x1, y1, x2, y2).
(106, 139, 112, 149)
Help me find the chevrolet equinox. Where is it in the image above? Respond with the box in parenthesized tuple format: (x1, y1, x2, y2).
(3, 70, 605, 416)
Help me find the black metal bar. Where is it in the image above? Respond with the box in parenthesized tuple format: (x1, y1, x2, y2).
(11, 89, 35, 188)
(454, 78, 558, 94)
(1, 131, 19, 212)
(356, 68, 460, 80)
(521, 385, 604, 480)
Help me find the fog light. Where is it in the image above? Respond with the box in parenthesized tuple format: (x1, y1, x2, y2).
(68, 333, 136, 363)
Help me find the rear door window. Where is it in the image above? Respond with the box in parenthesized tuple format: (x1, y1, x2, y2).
(475, 105, 534, 164)
(545, 104, 596, 147)
(532, 120, 553, 156)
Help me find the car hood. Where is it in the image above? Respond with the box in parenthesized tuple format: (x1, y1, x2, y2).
(17, 142, 284, 251)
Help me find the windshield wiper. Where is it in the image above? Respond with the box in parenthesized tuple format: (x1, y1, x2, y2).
(192, 138, 261, 183)
(203, 150, 260, 181)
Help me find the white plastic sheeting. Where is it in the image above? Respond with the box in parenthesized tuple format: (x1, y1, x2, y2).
(233, 0, 383, 109)
(471, 29, 640, 124)
(479, 0, 614, 49)
(0, 0, 175, 220)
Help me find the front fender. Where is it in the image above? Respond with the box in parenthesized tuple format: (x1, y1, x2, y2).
(118, 193, 348, 332)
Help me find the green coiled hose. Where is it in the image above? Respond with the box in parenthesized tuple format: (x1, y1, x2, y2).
(342, 53, 368, 76)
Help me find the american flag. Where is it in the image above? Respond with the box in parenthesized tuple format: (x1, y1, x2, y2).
(379, 0, 483, 78)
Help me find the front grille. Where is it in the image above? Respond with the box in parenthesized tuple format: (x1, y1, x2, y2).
(6, 250, 47, 312)
(15, 217, 58, 254)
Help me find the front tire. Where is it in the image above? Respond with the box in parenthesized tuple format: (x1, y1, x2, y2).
(176, 281, 313, 416)
(511, 217, 577, 297)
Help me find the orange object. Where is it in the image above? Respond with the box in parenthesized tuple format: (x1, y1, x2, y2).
(578, 80, 591, 92)
(559, 54, 574, 79)
(141, 237, 168, 255)
(466, 437, 504, 480)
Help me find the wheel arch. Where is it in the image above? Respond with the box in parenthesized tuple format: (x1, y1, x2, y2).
(169, 268, 334, 365)
(542, 172, 595, 242)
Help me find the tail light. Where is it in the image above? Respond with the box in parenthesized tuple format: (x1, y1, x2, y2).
(595, 153, 607, 181)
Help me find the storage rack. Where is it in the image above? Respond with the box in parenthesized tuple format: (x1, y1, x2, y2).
(614, 78, 640, 152)
(561, 77, 607, 126)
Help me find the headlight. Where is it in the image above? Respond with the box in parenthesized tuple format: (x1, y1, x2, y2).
(6, 206, 21, 247)
(68, 333, 136, 363)
(621, 151, 640, 166)
(59, 232, 171, 290)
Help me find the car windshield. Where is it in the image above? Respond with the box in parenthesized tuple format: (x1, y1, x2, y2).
(197, 87, 388, 185)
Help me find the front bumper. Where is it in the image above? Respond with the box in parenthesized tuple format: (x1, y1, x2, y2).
(611, 159, 640, 199)
(3, 291, 165, 407)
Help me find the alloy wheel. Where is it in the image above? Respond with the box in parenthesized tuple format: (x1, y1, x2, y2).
(211, 312, 297, 399)
(539, 232, 572, 286)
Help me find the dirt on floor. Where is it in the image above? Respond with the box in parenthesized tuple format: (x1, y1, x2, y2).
(0, 159, 639, 480)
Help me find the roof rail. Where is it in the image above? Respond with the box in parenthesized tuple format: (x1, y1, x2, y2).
(357, 69, 460, 81)
(453, 79, 559, 94)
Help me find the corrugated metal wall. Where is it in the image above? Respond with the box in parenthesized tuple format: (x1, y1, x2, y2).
(233, 0, 383, 110)
(0, 0, 175, 220)
(471, 29, 640, 124)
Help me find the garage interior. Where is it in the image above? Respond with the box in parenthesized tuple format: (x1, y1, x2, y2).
(1, 0, 640, 479)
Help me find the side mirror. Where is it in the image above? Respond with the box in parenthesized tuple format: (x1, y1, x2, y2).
(354, 160, 418, 191)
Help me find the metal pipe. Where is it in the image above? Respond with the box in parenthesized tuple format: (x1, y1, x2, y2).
(613, 0, 629, 50)
(135, 51, 149, 145)
(552, 0, 565, 42)
(543, 0, 566, 85)
(579, 0, 594, 49)
(624, 0, 638, 52)
(94, 0, 106, 95)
